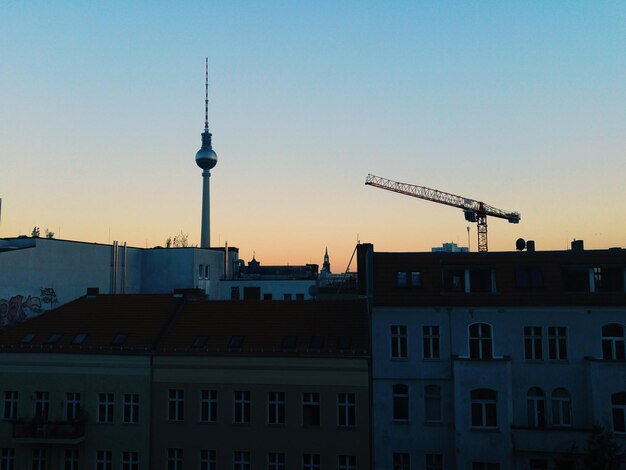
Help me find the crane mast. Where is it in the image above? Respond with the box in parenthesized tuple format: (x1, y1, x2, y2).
(365, 174, 520, 252)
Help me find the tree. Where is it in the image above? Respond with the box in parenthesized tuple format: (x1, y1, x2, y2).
(583, 424, 625, 470)
(165, 231, 189, 248)
(31, 227, 40, 237)
(45, 229, 55, 239)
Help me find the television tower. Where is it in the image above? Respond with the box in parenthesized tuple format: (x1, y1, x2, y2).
(195, 58, 218, 248)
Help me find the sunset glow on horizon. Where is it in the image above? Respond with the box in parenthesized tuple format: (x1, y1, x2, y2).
(1, 1, 624, 270)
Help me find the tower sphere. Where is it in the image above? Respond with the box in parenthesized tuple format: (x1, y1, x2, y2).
(195, 145, 217, 170)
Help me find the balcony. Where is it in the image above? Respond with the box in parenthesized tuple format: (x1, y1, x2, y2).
(12, 420, 86, 444)
(511, 426, 591, 456)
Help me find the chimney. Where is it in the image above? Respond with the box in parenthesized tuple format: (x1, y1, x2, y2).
(526, 240, 535, 252)
(571, 240, 584, 252)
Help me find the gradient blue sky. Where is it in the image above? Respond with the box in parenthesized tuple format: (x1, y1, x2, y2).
(1, 1, 624, 269)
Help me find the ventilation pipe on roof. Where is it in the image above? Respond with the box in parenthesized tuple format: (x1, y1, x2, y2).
(111, 241, 118, 294)
(121, 242, 127, 294)
(224, 241, 229, 280)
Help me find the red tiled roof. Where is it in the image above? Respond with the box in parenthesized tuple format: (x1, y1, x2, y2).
(0, 295, 370, 357)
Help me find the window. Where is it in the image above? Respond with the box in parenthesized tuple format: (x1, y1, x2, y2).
(397, 271, 421, 288)
(548, 327, 568, 360)
(469, 323, 493, 359)
(234, 391, 250, 424)
(3, 391, 17, 420)
(282, 336, 297, 349)
(64, 449, 78, 470)
(515, 269, 544, 289)
(229, 336, 245, 348)
(47, 333, 62, 344)
(34, 392, 49, 421)
(422, 325, 440, 359)
(231, 287, 240, 300)
(123, 394, 139, 424)
(524, 326, 543, 360)
(393, 453, 410, 470)
(469, 269, 492, 293)
(71, 333, 87, 345)
(338, 455, 356, 470)
(443, 268, 465, 292)
(302, 392, 320, 426)
(303, 454, 320, 470)
(233, 451, 250, 470)
(472, 464, 500, 470)
(243, 286, 261, 300)
(309, 336, 324, 349)
(594, 267, 624, 292)
(551, 388, 572, 427)
(201, 390, 217, 423)
(167, 448, 183, 470)
(32, 448, 47, 470)
(199, 264, 204, 278)
(96, 450, 112, 470)
(205, 265, 210, 279)
(390, 325, 408, 359)
(337, 393, 356, 427)
(527, 387, 546, 428)
(98, 393, 114, 423)
(425, 454, 443, 470)
(337, 336, 352, 349)
(393, 384, 409, 421)
(263, 293, 273, 300)
(283, 294, 292, 301)
(424, 385, 442, 422)
(268, 452, 285, 470)
(200, 450, 216, 470)
(20, 332, 36, 343)
(168, 389, 184, 421)
(66, 392, 81, 420)
(122, 451, 138, 470)
(471, 389, 497, 428)
(192, 335, 208, 348)
(1, 448, 15, 470)
(112, 333, 128, 345)
(268, 391, 285, 425)
(397, 272, 407, 287)
(612, 392, 626, 433)
(295, 293, 305, 300)
(602, 324, 625, 360)
(563, 268, 589, 292)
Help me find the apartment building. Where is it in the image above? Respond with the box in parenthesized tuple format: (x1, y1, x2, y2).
(357, 242, 626, 470)
(0, 295, 370, 470)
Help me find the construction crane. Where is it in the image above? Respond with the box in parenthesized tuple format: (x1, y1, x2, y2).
(365, 174, 520, 252)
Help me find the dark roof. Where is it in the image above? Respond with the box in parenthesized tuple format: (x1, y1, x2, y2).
(358, 245, 626, 307)
(0, 295, 369, 357)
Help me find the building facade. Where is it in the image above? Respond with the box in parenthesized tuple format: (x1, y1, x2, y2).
(358, 242, 626, 470)
(0, 295, 370, 469)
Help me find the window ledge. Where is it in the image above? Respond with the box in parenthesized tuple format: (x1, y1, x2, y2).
(424, 421, 444, 427)
(390, 358, 409, 362)
(392, 419, 410, 425)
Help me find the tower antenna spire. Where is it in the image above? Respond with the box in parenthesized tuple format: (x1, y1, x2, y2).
(204, 57, 209, 131)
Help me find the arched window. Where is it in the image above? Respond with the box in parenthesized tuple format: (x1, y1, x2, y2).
(527, 387, 546, 428)
(612, 392, 626, 433)
(424, 385, 442, 422)
(469, 323, 493, 359)
(551, 388, 572, 426)
(602, 324, 625, 360)
(471, 388, 497, 428)
(392, 384, 409, 421)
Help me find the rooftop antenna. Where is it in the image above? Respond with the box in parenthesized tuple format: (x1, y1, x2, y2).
(204, 57, 209, 131)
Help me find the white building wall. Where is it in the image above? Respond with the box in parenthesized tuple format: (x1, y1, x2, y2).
(217, 279, 316, 300)
(372, 305, 626, 469)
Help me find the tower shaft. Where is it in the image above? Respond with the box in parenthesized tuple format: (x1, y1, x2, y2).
(200, 170, 211, 248)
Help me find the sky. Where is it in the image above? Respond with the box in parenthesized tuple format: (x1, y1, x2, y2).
(1, 1, 624, 270)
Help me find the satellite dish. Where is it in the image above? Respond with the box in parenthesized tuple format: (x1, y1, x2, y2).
(516, 238, 526, 251)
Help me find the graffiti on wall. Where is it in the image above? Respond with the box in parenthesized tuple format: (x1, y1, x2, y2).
(0, 288, 57, 328)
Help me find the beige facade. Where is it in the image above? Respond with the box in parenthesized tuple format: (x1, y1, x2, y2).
(151, 356, 370, 469)
(0, 353, 151, 469)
